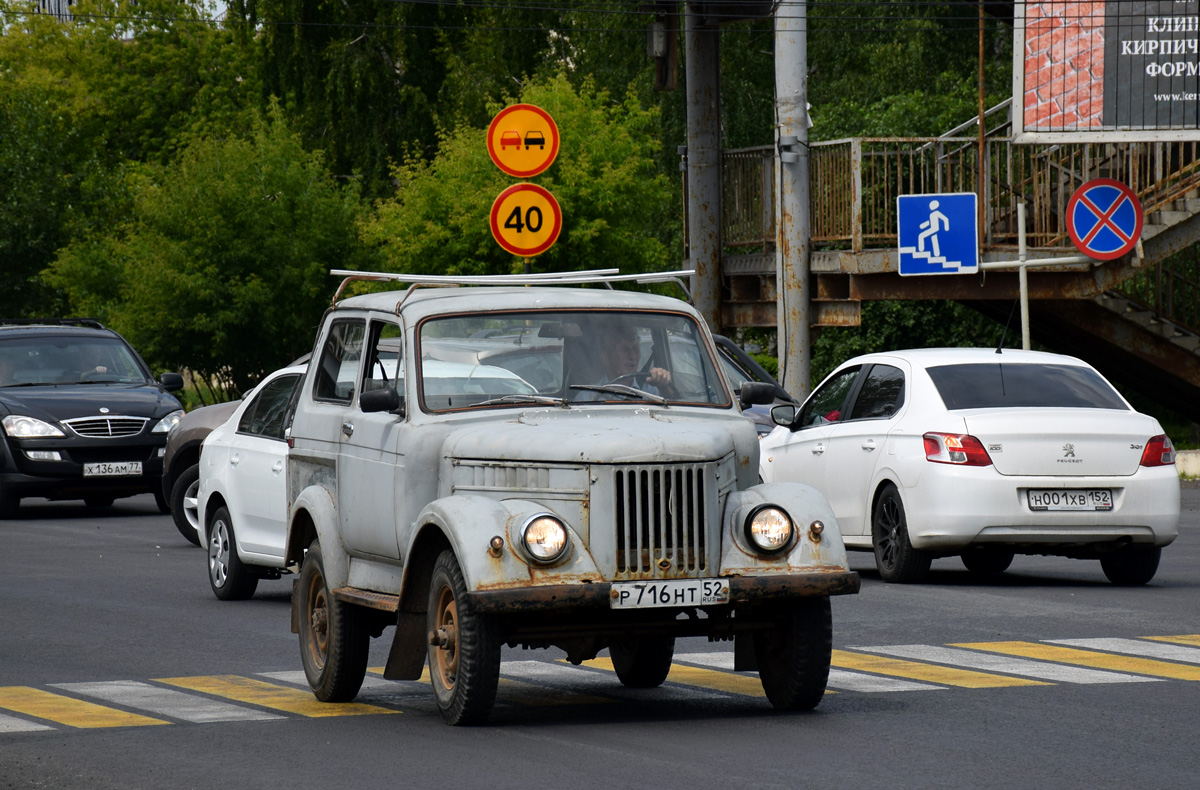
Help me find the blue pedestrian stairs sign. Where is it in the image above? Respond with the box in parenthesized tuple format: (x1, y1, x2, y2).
(897, 193, 979, 276)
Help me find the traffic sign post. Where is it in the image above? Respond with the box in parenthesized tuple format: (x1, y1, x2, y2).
(897, 193, 979, 276)
(1066, 178, 1143, 261)
(487, 104, 560, 179)
(489, 183, 562, 257)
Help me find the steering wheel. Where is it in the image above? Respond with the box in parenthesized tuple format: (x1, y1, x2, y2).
(81, 370, 106, 381)
(609, 371, 650, 388)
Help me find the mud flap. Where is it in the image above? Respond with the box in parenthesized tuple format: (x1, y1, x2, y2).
(383, 611, 427, 680)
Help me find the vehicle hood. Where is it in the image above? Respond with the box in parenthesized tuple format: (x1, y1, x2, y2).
(0, 384, 182, 423)
(443, 409, 752, 466)
(962, 409, 1163, 476)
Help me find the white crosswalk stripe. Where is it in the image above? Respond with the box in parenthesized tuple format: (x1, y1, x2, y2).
(679, 651, 947, 692)
(849, 644, 1161, 684)
(504, 659, 730, 699)
(257, 671, 409, 692)
(51, 681, 285, 723)
(1045, 638, 1200, 664)
(0, 711, 54, 733)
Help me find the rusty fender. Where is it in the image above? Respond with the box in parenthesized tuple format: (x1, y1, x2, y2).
(413, 495, 604, 595)
(720, 482, 851, 573)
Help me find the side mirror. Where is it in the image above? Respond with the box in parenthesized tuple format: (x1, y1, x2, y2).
(360, 387, 403, 415)
(770, 403, 798, 428)
(739, 381, 776, 408)
(159, 372, 184, 392)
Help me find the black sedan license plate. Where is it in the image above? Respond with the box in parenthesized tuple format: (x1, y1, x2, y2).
(83, 461, 143, 477)
(610, 579, 730, 609)
(1027, 488, 1112, 511)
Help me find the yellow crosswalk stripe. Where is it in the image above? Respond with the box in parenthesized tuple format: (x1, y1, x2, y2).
(581, 657, 772, 697)
(952, 641, 1200, 680)
(831, 650, 1050, 688)
(155, 676, 398, 717)
(0, 686, 168, 729)
(1144, 635, 1200, 648)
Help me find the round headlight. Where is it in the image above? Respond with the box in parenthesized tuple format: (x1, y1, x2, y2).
(521, 514, 568, 563)
(745, 505, 794, 554)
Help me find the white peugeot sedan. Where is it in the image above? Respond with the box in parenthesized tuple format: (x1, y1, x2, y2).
(759, 348, 1180, 585)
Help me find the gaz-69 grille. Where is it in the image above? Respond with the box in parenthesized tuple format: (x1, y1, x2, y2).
(614, 462, 713, 577)
(63, 416, 148, 438)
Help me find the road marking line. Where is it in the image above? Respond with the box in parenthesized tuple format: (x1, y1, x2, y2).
(155, 676, 398, 717)
(0, 711, 55, 733)
(0, 687, 168, 729)
(680, 651, 944, 692)
(854, 645, 1158, 685)
(951, 641, 1200, 680)
(1143, 634, 1200, 648)
(580, 656, 771, 698)
(831, 650, 1050, 688)
(1047, 638, 1200, 665)
(51, 681, 285, 723)
(260, 671, 413, 691)
(527, 660, 729, 700)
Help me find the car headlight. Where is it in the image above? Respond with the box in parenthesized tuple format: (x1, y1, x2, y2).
(521, 514, 568, 563)
(744, 505, 794, 554)
(152, 410, 185, 434)
(1, 415, 65, 438)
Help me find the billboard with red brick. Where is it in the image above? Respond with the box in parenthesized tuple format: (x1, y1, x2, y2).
(1015, 1, 1199, 141)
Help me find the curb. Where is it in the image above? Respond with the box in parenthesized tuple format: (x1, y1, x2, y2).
(1177, 449, 1200, 479)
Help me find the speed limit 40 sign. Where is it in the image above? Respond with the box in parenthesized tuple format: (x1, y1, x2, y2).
(489, 183, 562, 257)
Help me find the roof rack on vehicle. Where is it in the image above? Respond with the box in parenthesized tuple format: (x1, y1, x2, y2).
(328, 268, 696, 306)
(0, 317, 106, 330)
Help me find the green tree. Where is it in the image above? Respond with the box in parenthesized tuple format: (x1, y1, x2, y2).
(45, 109, 376, 396)
(362, 75, 677, 278)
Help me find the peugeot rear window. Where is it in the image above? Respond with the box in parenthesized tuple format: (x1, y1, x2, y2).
(927, 363, 1128, 410)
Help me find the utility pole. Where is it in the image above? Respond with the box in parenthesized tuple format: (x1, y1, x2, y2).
(775, 0, 811, 398)
(685, 2, 723, 335)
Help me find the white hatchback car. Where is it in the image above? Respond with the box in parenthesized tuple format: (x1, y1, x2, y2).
(759, 348, 1180, 585)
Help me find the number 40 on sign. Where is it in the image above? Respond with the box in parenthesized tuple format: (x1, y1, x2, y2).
(489, 183, 562, 257)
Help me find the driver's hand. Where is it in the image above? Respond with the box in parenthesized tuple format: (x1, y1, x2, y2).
(647, 367, 672, 392)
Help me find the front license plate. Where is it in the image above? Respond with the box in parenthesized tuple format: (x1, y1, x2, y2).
(611, 579, 730, 609)
(1027, 488, 1112, 511)
(83, 461, 143, 477)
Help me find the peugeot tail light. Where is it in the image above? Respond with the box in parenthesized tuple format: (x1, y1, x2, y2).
(923, 432, 993, 466)
(1140, 434, 1176, 467)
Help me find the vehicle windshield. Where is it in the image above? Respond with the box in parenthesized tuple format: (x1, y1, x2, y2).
(0, 337, 152, 387)
(417, 310, 730, 412)
(926, 362, 1129, 410)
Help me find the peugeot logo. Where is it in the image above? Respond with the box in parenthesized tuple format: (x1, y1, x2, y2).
(1062, 443, 1075, 458)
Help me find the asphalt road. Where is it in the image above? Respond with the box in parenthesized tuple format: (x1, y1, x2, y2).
(3, 487, 1199, 789)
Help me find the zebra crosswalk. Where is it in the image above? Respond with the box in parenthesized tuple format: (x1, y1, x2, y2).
(2, 634, 1198, 733)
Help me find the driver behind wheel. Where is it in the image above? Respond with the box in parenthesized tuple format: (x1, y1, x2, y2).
(597, 322, 674, 396)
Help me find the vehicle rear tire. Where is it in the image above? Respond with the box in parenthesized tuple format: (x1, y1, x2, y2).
(298, 539, 369, 701)
(206, 507, 259, 601)
(84, 496, 114, 508)
(169, 464, 202, 547)
(609, 636, 675, 688)
(427, 549, 500, 726)
(872, 484, 932, 583)
(960, 547, 1015, 576)
(1100, 546, 1161, 586)
(754, 597, 832, 711)
(0, 490, 19, 520)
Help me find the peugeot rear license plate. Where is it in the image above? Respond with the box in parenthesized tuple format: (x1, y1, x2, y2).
(84, 461, 143, 477)
(611, 579, 730, 609)
(1027, 488, 1112, 511)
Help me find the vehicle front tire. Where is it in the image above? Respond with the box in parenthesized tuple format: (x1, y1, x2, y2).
(754, 597, 833, 711)
(169, 465, 202, 547)
(960, 547, 1015, 576)
(872, 483, 933, 583)
(609, 636, 675, 688)
(427, 549, 500, 726)
(1100, 546, 1161, 586)
(298, 539, 369, 702)
(206, 506, 259, 601)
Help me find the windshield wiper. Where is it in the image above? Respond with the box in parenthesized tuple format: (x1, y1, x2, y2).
(569, 384, 668, 405)
(473, 394, 569, 408)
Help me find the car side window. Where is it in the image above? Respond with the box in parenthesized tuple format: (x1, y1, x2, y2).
(848, 364, 905, 420)
(313, 320, 366, 403)
(798, 366, 860, 428)
(238, 374, 302, 439)
(362, 321, 402, 395)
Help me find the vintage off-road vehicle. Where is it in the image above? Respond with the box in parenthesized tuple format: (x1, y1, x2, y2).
(285, 270, 860, 725)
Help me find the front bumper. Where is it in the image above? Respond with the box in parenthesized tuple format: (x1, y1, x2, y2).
(0, 434, 166, 500)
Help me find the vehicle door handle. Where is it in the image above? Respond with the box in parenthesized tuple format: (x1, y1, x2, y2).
(862, 439, 877, 451)
(812, 443, 825, 455)
(272, 460, 284, 473)
(342, 421, 354, 437)
(230, 453, 240, 466)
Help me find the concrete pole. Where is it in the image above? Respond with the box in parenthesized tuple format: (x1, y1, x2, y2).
(775, 0, 811, 398)
(684, 2, 723, 335)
